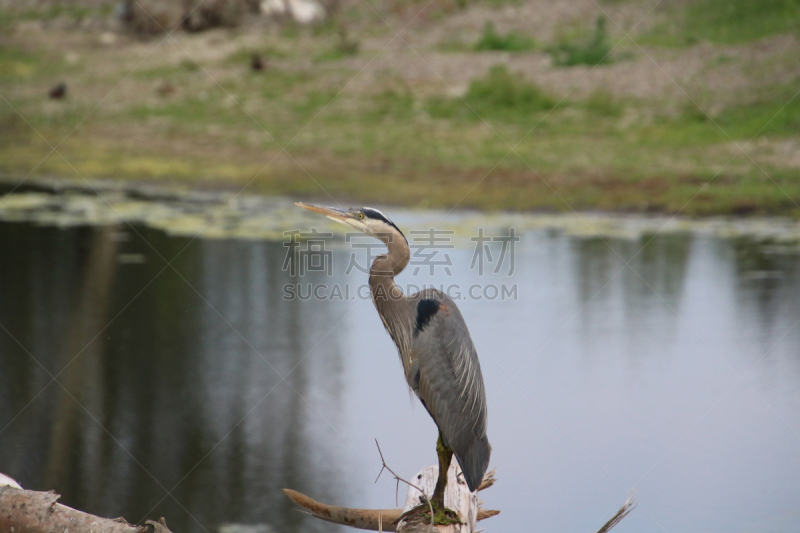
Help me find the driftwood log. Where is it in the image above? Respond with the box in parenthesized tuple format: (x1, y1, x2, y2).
(284, 462, 635, 533)
(395, 463, 485, 533)
(0, 474, 175, 533)
(283, 462, 499, 532)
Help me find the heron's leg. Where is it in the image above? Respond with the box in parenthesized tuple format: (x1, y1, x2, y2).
(431, 432, 452, 509)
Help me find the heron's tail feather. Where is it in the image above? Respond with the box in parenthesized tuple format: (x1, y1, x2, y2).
(454, 435, 491, 492)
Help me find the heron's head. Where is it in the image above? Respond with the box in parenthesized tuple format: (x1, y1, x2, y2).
(295, 202, 406, 244)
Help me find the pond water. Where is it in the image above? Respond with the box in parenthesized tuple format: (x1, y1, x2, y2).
(1, 191, 799, 533)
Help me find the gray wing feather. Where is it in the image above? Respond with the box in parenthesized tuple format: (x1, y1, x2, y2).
(410, 296, 491, 492)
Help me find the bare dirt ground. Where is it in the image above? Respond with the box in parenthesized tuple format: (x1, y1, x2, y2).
(9, 0, 797, 108)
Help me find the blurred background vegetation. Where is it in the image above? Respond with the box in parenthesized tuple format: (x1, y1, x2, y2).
(1, 0, 799, 215)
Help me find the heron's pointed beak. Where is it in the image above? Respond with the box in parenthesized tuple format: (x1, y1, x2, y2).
(295, 202, 353, 225)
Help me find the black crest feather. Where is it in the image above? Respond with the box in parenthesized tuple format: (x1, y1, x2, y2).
(359, 207, 406, 242)
(414, 299, 440, 337)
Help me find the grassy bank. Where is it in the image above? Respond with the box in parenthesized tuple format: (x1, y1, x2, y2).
(1, 0, 799, 215)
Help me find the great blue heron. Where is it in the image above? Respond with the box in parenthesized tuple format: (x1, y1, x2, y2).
(296, 203, 491, 510)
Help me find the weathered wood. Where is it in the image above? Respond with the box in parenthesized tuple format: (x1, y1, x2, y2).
(396, 462, 475, 533)
(0, 473, 22, 489)
(283, 467, 499, 532)
(283, 488, 499, 531)
(0, 477, 175, 533)
(283, 489, 403, 531)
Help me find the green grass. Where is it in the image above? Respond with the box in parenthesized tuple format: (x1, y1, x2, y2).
(314, 29, 360, 62)
(3, 95, 799, 216)
(437, 34, 472, 52)
(548, 16, 612, 67)
(0, 5, 113, 29)
(426, 65, 555, 121)
(225, 46, 293, 65)
(254, 69, 314, 98)
(479, 0, 524, 7)
(1, 10, 800, 217)
(134, 60, 201, 80)
(129, 98, 244, 127)
(314, 45, 357, 62)
(716, 93, 800, 137)
(583, 90, 624, 118)
(464, 65, 555, 114)
(643, 0, 800, 46)
(0, 44, 39, 81)
(292, 90, 341, 115)
(370, 89, 415, 119)
(5, 57, 797, 217)
(474, 21, 535, 52)
(612, 89, 800, 151)
(688, 0, 800, 43)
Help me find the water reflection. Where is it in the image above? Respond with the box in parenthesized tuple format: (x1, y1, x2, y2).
(571, 233, 694, 360)
(732, 238, 800, 344)
(0, 223, 348, 533)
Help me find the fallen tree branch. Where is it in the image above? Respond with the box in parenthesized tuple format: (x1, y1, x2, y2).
(284, 474, 635, 533)
(284, 457, 499, 533)
(283, 488, 403, 531)
(0, 479, 175, 533)
(283, 488, 500, 531)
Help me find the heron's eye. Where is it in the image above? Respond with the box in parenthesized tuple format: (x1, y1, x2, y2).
(358, 213, 365, 220)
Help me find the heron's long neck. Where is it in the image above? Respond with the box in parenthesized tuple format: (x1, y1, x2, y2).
(369, 234, 412, 356)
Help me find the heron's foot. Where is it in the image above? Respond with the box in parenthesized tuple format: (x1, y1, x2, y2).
(401, 500, 462, 526)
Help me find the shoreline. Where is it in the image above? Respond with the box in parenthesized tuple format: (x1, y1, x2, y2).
(3, 175, 800, 243)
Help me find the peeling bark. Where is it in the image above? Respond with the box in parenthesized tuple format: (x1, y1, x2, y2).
(284, 464, 634, 533)
(0, 486, 175, 533)
(395, 463, 476, 533)
(283, 465, 499, 532)
(283, 489, 403, 531)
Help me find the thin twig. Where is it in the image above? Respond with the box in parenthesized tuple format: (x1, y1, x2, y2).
(374, 439, 436, 531)
(595, 494, 637, 533)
